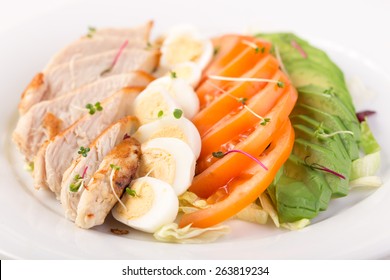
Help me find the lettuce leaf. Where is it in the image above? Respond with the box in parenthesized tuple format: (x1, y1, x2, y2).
(153, 223, 230, 244)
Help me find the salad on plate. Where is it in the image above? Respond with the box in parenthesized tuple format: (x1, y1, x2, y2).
(12, 20, 382, 243)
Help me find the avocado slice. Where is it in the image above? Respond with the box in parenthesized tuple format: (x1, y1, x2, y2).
(288, 62, 355, 113)
(291, 117, 351, 164)
(297, 84, 361, 143)
(293, 138, 349, 197)
(292, 104, 360, 160)
(284, 154, 332, 211)
(270, 175, 320, 223)
(260, 33, 345, 78)
(257, 32, 365, 223)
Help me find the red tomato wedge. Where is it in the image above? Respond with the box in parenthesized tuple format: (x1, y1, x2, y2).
(180, 119, 295, 228)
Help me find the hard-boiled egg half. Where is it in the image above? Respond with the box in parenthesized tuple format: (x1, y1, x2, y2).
(147, 76, 199, 119)
(112, 177, 178, 233)
(133, 85, 180, 125)
(137, 137, 196, 196)
(168, 61, 202, 88)
(132, 116, 201, 159)
(160, 25, 213, 72)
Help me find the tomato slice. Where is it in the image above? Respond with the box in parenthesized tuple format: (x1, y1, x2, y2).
(180, 119, 295, 228)
(193, 55, 279, 137)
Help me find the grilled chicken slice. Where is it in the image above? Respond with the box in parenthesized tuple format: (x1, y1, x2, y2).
(75, 137, 140, 229)
(44, 21, 153, 71)
(19, 48, 159, 114)
(93, 20, 153, 40)
(13, 71, 153, 162)
(60, 116, 139, 221)
(33, 87, 141, 197)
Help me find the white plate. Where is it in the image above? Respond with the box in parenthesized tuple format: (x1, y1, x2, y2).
(1, 0, 390, 259)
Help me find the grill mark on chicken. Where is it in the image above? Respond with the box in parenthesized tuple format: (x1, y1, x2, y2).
(76, 137, 141, 229)
(60, 116, 139, 222)
(42, 112, 63, 139)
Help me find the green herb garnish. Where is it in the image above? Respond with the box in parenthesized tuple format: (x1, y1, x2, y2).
(323, 87, 335, 96)
(110, 164, 121, 171)
(277, 81, 285, 88)
(125, 187, 138, 197)
(157, 110, 164, 118)
(86, 26, 96, 38)
(238, 97, 248, 105)
(78, 146, 90, 157)
(213, 46, 220, 56)
(212, 150, 268, 170)
(69, 174, 83, 192)
(170, 71, 177, 79)
(173, 108, 183, 119)
(86, 102, 103, 115)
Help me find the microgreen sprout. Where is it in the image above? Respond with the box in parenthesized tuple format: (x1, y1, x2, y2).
(323, 87, 335, 96)
(69, 174, 83, 192)
(208, 75, 285, 88)
(146, 41, 153, 50)
(212, 150, 268, 171)
(85, 102, 103, 115)
(314, 123, 354, 139)
(157, 110, 164, 118)
(207, 81, 271, 126)
(241, 39, 260, 53)
(213, 46, 220, 56)
(110, 164, 121, 171)
(170, 71, 177, 79)
(356, 110, 376, 123)
(274, 45, 289, 76)
(101, 40, 129, 76)
(86, 26, 96, 38)
(109, 164, 127, 211)
(78, 146, 90, 157)
(69, 166, 88, 192)
(25, 162, 34, 172)
(125, 187, 138, 197)
(304, 156, 345, 180)
(173, 108, 183, 119)
(291, 40, 307, 58)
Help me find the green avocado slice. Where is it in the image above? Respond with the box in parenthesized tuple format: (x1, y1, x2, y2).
(292, 104, 360, 160)
(293, 138, 350, 197)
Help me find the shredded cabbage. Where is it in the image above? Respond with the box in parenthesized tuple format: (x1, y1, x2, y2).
(349, 176, 382, 189)
(235, 202, 268, 224)
(259, 193, 310, 230)
(179, 191, 209, 209)
(259, 193, 280, 227)
(281, 219, 310, 230)
(351, 151, 381, 180)
(153, 223, 230, 244)
(360, 120, 380, 154)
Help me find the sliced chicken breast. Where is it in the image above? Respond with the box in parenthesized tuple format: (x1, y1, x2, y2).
(19, 48, 159, 114)
(61, 116, 139, 222)
(45, 38, 148, 72)
(33, 87, 141, 197)
(13, 71, 153, 162)
(93, 20, 153, 40)
(75, 137, 140, 229)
